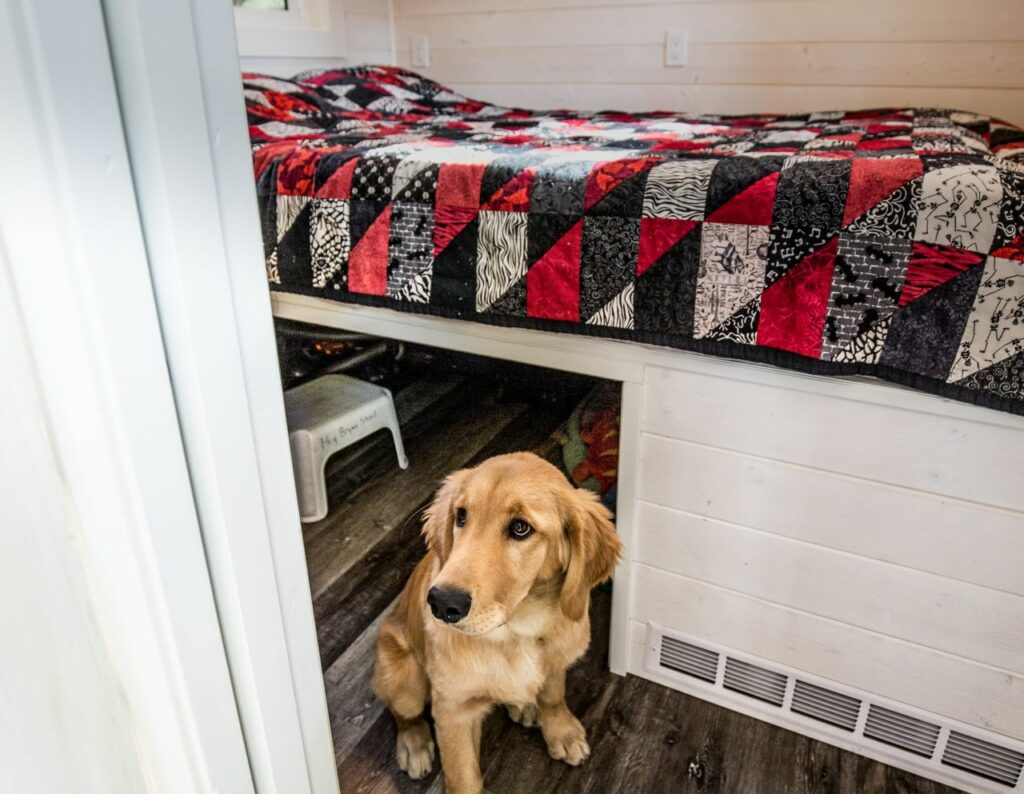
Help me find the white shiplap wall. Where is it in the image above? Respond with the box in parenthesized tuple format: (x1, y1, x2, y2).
(394, 0, 1024, 124)
(344, 0, 395, 65)
(630, 363, 1024, 742)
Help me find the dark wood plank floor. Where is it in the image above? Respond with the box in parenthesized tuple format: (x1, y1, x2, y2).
(303, 373, 964, 794)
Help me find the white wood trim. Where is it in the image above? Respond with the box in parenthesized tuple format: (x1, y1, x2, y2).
(272, 292, 648, 382)
(102, 0, 339, 792)
(608, 379, 643, 674)
(0, 1, 252, 790)
(193, 4, 343, 791)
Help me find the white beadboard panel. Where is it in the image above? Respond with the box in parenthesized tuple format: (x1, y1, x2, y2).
(628, 570, 1024, 739)
(641, 366, 1024, 513)
(397, 42, 1024, 90)
(634, 501, 1024, 673)
(394, 0, 1024, 123)
(638, 433, 1024, 595)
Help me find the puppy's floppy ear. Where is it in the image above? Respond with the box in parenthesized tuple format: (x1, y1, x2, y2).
(560, 486, 623, 621)
(422, 469, 467, 562)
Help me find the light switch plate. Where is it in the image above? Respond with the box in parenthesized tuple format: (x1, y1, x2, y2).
(665, 29, 689, 67)
(412, 34, 430, 68)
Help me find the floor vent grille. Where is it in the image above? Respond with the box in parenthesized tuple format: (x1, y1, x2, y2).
(723, 657, 787, 706)
(791, 680, 860, 732)
(646, 624, 1024, 793)
(864, 705, 941, 758)
(658, 635, 718, 683)
(943, 731, 1024, 788)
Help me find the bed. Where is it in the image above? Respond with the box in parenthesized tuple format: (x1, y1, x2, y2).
(246, 67, 1024, 788)
(246, 64, 1024, 417)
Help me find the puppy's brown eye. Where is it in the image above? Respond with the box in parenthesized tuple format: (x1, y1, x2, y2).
(508, 519, 533, 540)
(455, 507, 467, 527)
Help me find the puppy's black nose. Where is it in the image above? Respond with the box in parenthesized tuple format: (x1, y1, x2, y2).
(427, 585, 472, 624)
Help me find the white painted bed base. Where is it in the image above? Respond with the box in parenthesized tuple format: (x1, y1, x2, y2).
(271, 292, 1024, 431)
(272, 291, 1024, 793)
(271, 290, 1024, 673)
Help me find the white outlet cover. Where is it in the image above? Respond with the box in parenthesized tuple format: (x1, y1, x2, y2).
(412, 34, 430, 68)
(665, 29, 689, 67)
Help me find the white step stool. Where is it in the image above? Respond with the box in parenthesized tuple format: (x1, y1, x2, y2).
(284, 373, 408, 523)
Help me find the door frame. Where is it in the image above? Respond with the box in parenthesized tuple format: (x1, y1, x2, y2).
(98, 0, 339, 792)
(1, 1, 258, 791)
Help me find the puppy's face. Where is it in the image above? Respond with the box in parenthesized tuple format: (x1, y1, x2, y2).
(422, 452, 621, 635)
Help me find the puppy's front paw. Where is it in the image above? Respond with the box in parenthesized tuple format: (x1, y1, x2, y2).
(396, 719, 435, 779)
(542, 713, 590, 766)
(507, 703, 539, 728)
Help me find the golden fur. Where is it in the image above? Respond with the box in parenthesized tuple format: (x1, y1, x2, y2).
(372, 452, 622, 794)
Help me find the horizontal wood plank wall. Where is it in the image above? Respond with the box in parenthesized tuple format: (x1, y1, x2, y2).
(394, 0, 1024, 124)
(345, 0, 395, 65)
(632, 363, 1024, 741)
(643, 368, 1024, 513)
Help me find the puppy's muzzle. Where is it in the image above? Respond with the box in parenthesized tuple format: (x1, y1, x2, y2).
(427, 585, 472, 624)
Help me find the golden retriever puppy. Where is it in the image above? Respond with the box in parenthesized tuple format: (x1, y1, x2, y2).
(372, 451, 622, 794)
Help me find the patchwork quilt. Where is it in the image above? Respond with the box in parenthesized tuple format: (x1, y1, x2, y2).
(247, 66, 1024, 416)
